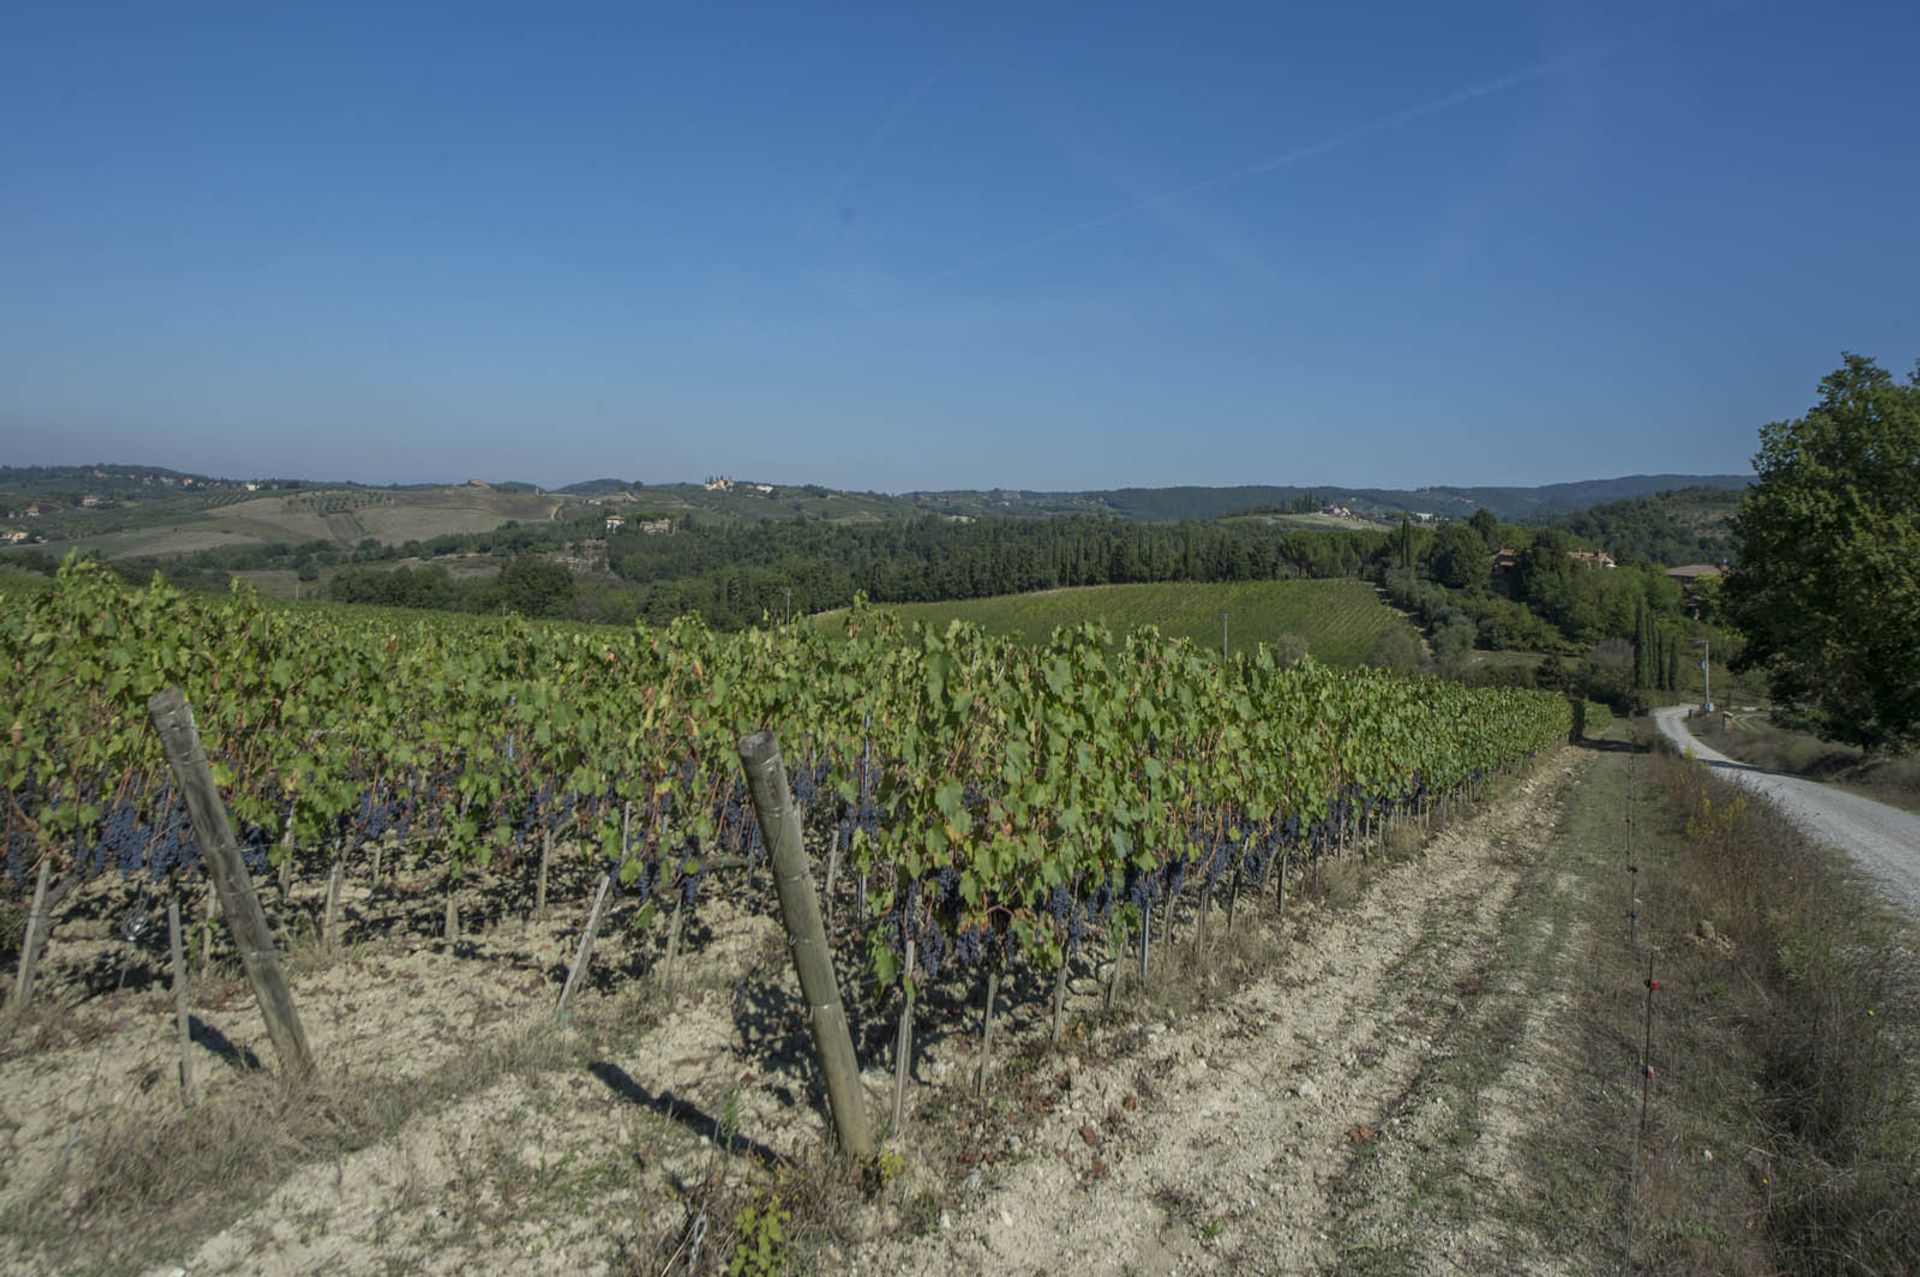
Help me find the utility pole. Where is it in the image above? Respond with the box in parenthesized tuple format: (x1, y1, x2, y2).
(785, 585, 793, 626)
(1694, 637, 1713, 714)
(1222, 610, 1230, 661)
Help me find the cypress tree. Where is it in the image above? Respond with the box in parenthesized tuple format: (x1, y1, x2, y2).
(1632, 598, 1650, 688)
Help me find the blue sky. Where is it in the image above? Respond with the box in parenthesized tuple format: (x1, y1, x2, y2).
(4, 1, 1915, 491)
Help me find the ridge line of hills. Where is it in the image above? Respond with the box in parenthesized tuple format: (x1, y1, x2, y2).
(2, 463, 1750, 531)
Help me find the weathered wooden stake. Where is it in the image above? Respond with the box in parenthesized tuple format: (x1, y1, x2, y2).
(662, 897, 686, 992)
(534, 828, 551, 919)
(738, 730, 874, 1159)
(975, 968, 1000, 1098)
(556, 872, 613, 1020)
(822, 840, 840, 929)
(891, 937, 915, 1129)
(443, 869, 460, 943)
(324, 855, 344, 950)
(1050, 951, 1071, 1043)
(10, 858, 51, 1008)
(277, 820, 294, 902)
(148, 688, 314, 1080)
(169, 900, 193, 1108)
(199, 879, 218, 977)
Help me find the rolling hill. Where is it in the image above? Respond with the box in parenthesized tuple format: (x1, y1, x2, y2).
(812, 579, 1418, 666)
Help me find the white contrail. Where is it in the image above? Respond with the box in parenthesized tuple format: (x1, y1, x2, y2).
(807, 60, 950, 232)
(921, 6, 1745, 284)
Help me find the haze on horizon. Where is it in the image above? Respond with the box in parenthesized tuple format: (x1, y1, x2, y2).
(4, 1, 1915, 492)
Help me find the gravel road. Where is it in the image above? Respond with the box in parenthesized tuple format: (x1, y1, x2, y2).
(1655, 706, 1920, 917)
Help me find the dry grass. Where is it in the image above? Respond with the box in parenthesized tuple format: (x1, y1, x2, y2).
(1648, 748, 1920, 1275)
(0, 1020, 578, 1274)
(1693, 713, 1920, 816)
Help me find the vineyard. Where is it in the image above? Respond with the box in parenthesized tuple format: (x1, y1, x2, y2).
(1, 560, 1572, 1269)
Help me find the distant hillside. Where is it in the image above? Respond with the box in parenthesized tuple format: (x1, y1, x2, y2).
(1551, 486, 1744, 565)
(3, 462, 1753, 561)
(899, 474, 1752, 523)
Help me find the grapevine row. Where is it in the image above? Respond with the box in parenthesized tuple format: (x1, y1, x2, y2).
(2, 560, 1571, 987)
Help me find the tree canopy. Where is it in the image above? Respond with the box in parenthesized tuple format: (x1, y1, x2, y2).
(1726, 354, 1920, 752)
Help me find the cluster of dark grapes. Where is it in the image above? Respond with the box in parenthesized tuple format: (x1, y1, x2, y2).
(836, 791, 881, 858)
(1201, 834, 1233, 890)
(144, 803, 196, 878)
(356, 785, 404, 843)
(707, 782, 765, 861)
(72, 792, 202, 880)
(6, 823, 34, 886)
(1044, 882, 1090, 953)
(1166, 855, 1188, 901)
(789, 756, 830, 807)
(1125, 864, 1159, 914)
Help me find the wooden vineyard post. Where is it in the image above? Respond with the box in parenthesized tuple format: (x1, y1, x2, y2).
(1193, 876, 1213, 952)
(10, 858, 52, 1008)
(443, 871, 460, 944)
(975, 967, 1000, 1097)
(169, 900, 193, 1108)
(556, 872, 613, 1020)
(535, 828, 551, 920)
(1138, 899, 1152, 985)
(199, 878, 219, 977)
(738, 730, 874, 1160)
(324, 854, 345, 950)
(148, 688, 315, 1081)
(661, 894, 687, 993)
(823, 840, 840, 931)
(892, 937, 915, 1130)
(1050, 954, 1070, 1041)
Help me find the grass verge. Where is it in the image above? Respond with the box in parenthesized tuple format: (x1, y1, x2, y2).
(1646, 743, 1920, 1273)
(1522, 724, 1920, 1275)
(1691, 712, 1920, 817)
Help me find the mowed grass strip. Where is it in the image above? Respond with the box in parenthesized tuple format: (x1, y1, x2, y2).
(814, 579, 1416, 665)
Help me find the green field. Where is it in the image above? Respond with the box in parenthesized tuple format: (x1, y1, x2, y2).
(814, 579, 1419, 665)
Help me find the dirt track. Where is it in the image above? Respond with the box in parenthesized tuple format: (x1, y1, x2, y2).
(1655, 707, 1920, 917)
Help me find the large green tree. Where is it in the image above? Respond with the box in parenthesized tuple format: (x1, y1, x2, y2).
(499, 553, 577, 618)
(1429, 521, 1489, 590)
(1726, 354, 1920, 752)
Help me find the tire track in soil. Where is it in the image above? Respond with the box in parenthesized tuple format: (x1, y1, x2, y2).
(1327, 861, 1596, 1277)
(848, 752, 1590, 1277)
